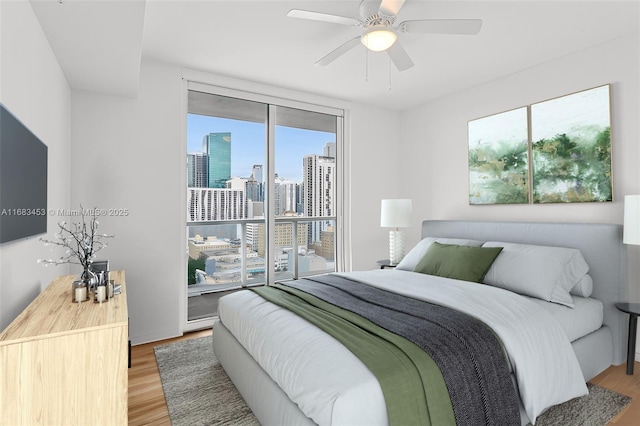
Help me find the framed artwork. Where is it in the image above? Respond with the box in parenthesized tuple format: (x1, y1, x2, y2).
(468, 107, 529, 205)
(468, 85, 612, 205)
(531, 85, 612, 203)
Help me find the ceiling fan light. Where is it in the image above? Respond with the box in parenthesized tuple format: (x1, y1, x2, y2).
(361, 28, 397, 52)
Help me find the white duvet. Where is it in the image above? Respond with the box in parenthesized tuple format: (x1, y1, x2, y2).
(219, 269, 588, 425)
(219, 288, 389, 425)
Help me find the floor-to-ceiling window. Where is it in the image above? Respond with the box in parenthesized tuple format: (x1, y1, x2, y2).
(185, 84, 343, 322)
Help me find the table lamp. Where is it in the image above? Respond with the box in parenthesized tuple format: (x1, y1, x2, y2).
(380, 199, 412, 265)
(624, 195, 640, 245)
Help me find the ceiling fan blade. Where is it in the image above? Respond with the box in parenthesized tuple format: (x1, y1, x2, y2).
(316, 37, 361, 66)
(400, 19, 483, 35)
(378, 0, 406, 17)
(387, 41, 414, 71)
(287, 9, 362, 26)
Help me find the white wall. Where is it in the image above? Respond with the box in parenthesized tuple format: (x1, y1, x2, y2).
(71, 59, 185, 344)
(0, 1, 71, 330)
(349, 103, 402, 271)
(71, 59, 397, 344)
(399, 33, 640, 357)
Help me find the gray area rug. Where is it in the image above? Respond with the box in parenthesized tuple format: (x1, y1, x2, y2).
(154, 335, 259, 426)
(528, 382, 631, 426)
(155, 336, 631, 426)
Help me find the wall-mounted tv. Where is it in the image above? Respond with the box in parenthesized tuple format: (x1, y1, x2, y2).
(0, 104, 48, 244)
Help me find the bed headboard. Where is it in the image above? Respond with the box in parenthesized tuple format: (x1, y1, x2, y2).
(421, 220, 628, 365)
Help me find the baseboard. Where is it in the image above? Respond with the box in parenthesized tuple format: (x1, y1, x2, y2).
(131, 328, 182, 346)
(184, 317, 215, 333)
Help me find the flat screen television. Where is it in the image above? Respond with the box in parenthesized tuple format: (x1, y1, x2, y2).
(0, 103, 48, 244)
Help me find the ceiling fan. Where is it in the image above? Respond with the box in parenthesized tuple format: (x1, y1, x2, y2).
(287, 0, 482, 71)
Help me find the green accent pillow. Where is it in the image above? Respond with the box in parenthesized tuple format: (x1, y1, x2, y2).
(413, 242, 503, 283)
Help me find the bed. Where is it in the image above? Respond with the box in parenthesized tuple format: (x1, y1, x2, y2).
(212, 220, 628, 425)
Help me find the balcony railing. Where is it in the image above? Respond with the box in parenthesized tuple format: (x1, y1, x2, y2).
(187, 216, 336, 291)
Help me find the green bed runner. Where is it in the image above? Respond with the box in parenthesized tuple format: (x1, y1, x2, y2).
(252, 284, 456, 426)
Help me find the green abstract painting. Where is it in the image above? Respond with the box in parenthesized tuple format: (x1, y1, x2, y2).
(468, 107, 529, 205)
(531, 85, 612, 203)
(468, 85, 612, 205)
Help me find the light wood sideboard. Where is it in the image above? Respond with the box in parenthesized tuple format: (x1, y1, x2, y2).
(0, 271, 128, 425)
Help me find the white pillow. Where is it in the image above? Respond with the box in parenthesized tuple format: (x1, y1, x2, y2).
(570, 274, 593, 298)
(482, 242, 590, 307)
(396, 237, 484, 271)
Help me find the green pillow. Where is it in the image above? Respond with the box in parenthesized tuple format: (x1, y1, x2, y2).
(413, 242, 503, 283)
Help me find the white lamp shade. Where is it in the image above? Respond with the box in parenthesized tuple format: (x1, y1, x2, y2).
(380, 199, 412, 228)
(624, 194, 640, 245)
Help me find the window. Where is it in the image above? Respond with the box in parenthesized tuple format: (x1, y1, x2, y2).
(185, 84, 344, 322)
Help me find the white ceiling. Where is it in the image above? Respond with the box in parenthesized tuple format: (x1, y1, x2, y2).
(29, 0, 640, 110)
(29, 0, 146, 98)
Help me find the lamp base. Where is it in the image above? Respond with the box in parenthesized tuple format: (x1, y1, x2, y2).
(388, 230, 405, 265)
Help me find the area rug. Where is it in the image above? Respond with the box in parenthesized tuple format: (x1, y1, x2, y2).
(528, 382, 631, 426)
(155, 336, 631, 426)
(154, 335, 258, 426)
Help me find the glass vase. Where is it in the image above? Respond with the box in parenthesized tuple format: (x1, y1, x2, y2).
(93, 270, 108, 303)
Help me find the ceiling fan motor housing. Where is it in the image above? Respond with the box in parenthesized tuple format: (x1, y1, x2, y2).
(360, 0, 391, 20)
(360, 0, 397, 27)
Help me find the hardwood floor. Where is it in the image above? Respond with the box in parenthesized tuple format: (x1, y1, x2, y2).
(128, 329, 212, 426)
(129, 330, 639, 425)
(591, 362, 640, 424)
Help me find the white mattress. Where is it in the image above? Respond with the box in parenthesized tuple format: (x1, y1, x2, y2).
(526, 296, 603, 342)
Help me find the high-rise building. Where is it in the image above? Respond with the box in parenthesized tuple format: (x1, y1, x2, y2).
(247, 176, 262, 204)
(246, 179, 263, 204)
(295, 184, 304, 214)
(303, 154, 335, 243)
(249, 201, 264, 218)
(187, 188, 247, 221)
(187, 152, 208, 188)
(202, 132, 231, 188)
(246, 222, 261, 252)
(275, 174, 297, 215)
(323, 142, 336, 158)
(226, 177, 248, 191)
(252, 164, 263, 183)
(311, 226, 335, 261)
(246, 164, 264, 204)
(250, 222, 309, 257)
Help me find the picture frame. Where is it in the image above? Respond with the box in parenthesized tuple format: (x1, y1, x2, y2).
(468, 107, 529, 205)
(531, 85, 612, 203)
(468, 84, 612, 205)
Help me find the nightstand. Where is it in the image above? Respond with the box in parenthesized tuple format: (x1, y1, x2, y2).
(615, 302, 640, 375)
(377, 259, 397, 269)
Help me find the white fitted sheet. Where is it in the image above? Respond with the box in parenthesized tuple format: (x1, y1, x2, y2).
(526, 296, 603, 342)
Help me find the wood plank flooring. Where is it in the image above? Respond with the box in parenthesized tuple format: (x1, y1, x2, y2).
(128, 329, 212, 426)
(129, 330, 639, 425)
(591, 361, 640, 424)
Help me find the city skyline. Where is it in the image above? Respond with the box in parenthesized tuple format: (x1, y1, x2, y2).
(187, 113, 335, 182)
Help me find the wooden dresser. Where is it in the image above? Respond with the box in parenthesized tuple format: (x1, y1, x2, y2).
(0, 271, 128, 425)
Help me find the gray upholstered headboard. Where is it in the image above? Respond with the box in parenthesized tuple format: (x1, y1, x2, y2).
(421, 220, 628, 365)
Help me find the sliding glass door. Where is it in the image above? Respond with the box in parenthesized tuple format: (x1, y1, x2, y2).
(273, 105, 338, 281)
(185, 85, 343, 322)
